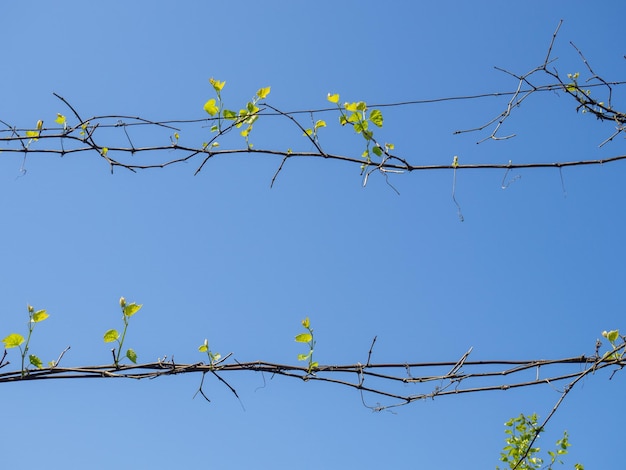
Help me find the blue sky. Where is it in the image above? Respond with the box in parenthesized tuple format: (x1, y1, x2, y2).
(1, 1, 625, 468)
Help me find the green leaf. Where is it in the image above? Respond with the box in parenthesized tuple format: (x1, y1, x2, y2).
(198, 339, 208, 353)
(369, 109, 383, 127)
(607, 329, 619, 342)
(223, 109, 237, 120)
(123, 303, 142, 317)
(31, 309, 49, 323)
(103, 329, 119, 343)
(256, 86, 271, 100)
(246, 102, 259, 114)
(301, 317, 310, 329)
(295, 333, 313, 343)
(314, 120, 326, 130)
(55, 113, 66, 125)
(310, 361, 319, 369)
(2, 333, 24, 349)
(203, 98, 219, 116)
(327, 93, 340, 103)
(209, 77, 225, 92)
(372, 146, 383, 157)
(297, 353, 310, 361)
(29, 354, 43, 369)
(126, 349, 137, 364)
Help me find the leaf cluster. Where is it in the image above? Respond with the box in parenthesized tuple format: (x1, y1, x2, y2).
(496, 413, 583, 470)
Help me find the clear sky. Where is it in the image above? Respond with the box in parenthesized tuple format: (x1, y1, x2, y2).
(1, 1, 625, 468)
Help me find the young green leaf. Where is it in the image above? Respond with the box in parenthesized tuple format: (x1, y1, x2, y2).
(256, 86, 271, 100)
(295, 333, 313, 343)
(123, 303, 142, 317)
(199, 338, 209, 353)
(126, 349, 137, 364)
(301, 317, 310, 329)
(31, 309, 49, 323)
(103, 329, 119, 343)
(327, 93, 340, 103)
(204, 99, 219, 116)
(2, 333, 25, 349)
(221, 109, 235, 120)
(209, 77, 225, 92)
(369, 109, 383, 127)
(29, 354, 43, 369)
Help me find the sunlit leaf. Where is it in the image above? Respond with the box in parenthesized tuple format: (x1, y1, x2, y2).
(301, 317, 310, 329)
(2, 333, 24, 349)
(297, 353, 310, 361)
(369, 109, 383, 127)
(101, 147, 108, 157)
(607, 329, 619, 342)
(256, 86, 271, 99)
(295, 333, 312, 343)
(204, 98, 219, 116)
(123, 303, 142, 317)
(103, 329, 119, 343)
(327, 93, 340, 104)
(209, 77, 225, 92)
(55, 113, 66, 125)
(31, 309, 49, 323)
(314, 120, 326, 130)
